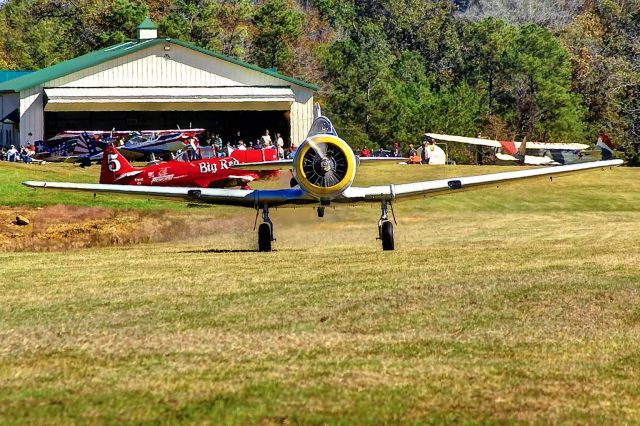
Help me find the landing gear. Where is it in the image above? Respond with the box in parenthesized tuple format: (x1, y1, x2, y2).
(317, 207, 325, 218)
(257, 205, 274, 252)
(377, 200, 395, 251)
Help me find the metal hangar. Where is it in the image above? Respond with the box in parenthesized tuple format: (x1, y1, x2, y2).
(0, 18, 318, 147)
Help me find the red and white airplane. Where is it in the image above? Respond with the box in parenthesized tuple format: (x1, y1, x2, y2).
(100, 144, 278, 189)
(425, 133, 592, 165)
(24, 105, 623, 252)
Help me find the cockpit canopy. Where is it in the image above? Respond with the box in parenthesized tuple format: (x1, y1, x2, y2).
(307, 116, 337, 138)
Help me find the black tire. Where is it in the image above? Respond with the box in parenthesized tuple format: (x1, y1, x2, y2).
(317, 207, 325, 218)
(381, 221, 394, 251)
(258, 223, 272, 252)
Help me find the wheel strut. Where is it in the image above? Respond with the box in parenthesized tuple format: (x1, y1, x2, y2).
(257, 205, 275, 252)
(377, 200, 395, 251)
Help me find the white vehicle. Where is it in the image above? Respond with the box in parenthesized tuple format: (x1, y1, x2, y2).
(24, 106, 622, 251)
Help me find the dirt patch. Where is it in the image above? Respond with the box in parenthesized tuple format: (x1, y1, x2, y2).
(0, 205, 231, 253)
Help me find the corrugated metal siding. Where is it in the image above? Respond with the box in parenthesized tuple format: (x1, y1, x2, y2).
(50, 45, 287, 88)
(290, 90, 314, 145)
(19, 86, 44, 146)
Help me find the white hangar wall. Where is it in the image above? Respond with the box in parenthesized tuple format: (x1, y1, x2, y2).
(19, 43, 315, 145)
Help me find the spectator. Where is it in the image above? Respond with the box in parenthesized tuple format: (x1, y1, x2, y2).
(287, 142, 298, 159)
(391, 142, 400, 157)
(420, 140, 430, 164)
(237, 141, 247, 151)
(6, 144, 18, 162)
(276, 133, 285, 159)
(360, 146, 371, 157)
(260, 129, 272, 147)
(20, 146, 32, 163)
(407, 143, 421, 164)
(200, 132, 211, 147)
(213, 133, 222, 147)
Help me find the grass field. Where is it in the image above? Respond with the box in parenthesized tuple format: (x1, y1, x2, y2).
(1, 161, 639, 424)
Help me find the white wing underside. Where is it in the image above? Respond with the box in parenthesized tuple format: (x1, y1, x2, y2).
(495, 153, 558, 165)
(23, 160, 622, 208)
(426, 133, 590, 151)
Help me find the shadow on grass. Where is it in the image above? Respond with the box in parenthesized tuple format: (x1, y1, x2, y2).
(180, 248, 264, 254)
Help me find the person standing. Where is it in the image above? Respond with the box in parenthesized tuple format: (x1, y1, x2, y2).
(391, 142, 400, 157)
(260, 129, 272, 147)
(276, 133, 285, 159)
(420, 140, 430, 164)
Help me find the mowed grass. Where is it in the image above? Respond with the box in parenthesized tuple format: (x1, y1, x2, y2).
(1, 161, 640, 424)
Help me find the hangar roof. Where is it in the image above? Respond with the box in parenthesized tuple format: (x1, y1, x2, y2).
(0, 70, 33, 84)
(0, 38, 319, 93)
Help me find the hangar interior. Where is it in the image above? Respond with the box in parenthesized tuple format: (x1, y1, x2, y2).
(44, 110, 291, 145)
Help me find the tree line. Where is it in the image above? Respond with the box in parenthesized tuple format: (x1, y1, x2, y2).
(0, 0, 637, 163)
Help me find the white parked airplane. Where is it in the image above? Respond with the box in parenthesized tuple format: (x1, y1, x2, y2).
(425, 133, 591, 166)
(24, 107, 622, 251)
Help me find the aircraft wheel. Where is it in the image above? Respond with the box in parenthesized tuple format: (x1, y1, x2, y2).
(317, 207, 325, 218)
(258, 223, 272, 252)
(381, 221, 394, 251)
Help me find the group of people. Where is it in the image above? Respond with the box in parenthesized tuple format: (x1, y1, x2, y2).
(1, 144, 36, 163)
(355, 137, 438, 164)
(201, 129, 295, 159)
(406, 136, 438, 164)
(357, 141, 402, 158)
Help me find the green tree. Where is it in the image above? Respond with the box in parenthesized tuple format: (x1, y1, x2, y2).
(97, 0, 148, 45)
(252, 0, 304, 70)
(461, 17, 514, 114)
(158, 0, 224, 51)
(320, 21, 393, 147)
(504, 24, 585, 142)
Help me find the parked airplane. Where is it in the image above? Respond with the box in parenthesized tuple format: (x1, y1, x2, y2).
(99, 144, 278, 188)
(118, 129, 206, 160)
(35, 128, 206, 163)
(425, 133, 591, 165)
(24, 106, 622, 252)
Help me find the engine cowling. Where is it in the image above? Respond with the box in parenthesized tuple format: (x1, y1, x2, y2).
(293, 134, 357, 200)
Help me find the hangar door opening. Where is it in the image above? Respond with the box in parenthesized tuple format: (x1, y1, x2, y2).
(44, 110, 291, 146)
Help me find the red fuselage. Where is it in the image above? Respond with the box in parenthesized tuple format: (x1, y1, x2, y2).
(100, 146, 278, 188)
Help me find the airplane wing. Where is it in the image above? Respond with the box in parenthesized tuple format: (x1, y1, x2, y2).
(23, 159, 622, 207)
(231, 157, 408, 171)
(22, 181, 315, 207)
(426, 133, 502, 148)
(337, 159, 623, 202)
(426, 133, 590, 151)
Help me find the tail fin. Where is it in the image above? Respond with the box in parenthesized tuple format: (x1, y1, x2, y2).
(100, 145, 138, 184)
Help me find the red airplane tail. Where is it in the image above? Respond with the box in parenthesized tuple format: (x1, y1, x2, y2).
(100, 145, 139, 184)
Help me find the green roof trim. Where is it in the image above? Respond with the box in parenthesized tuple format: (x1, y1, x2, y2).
(0, 38, 319, 93)
(0, 70, 33, 84)
(137, 17, 157, 30)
